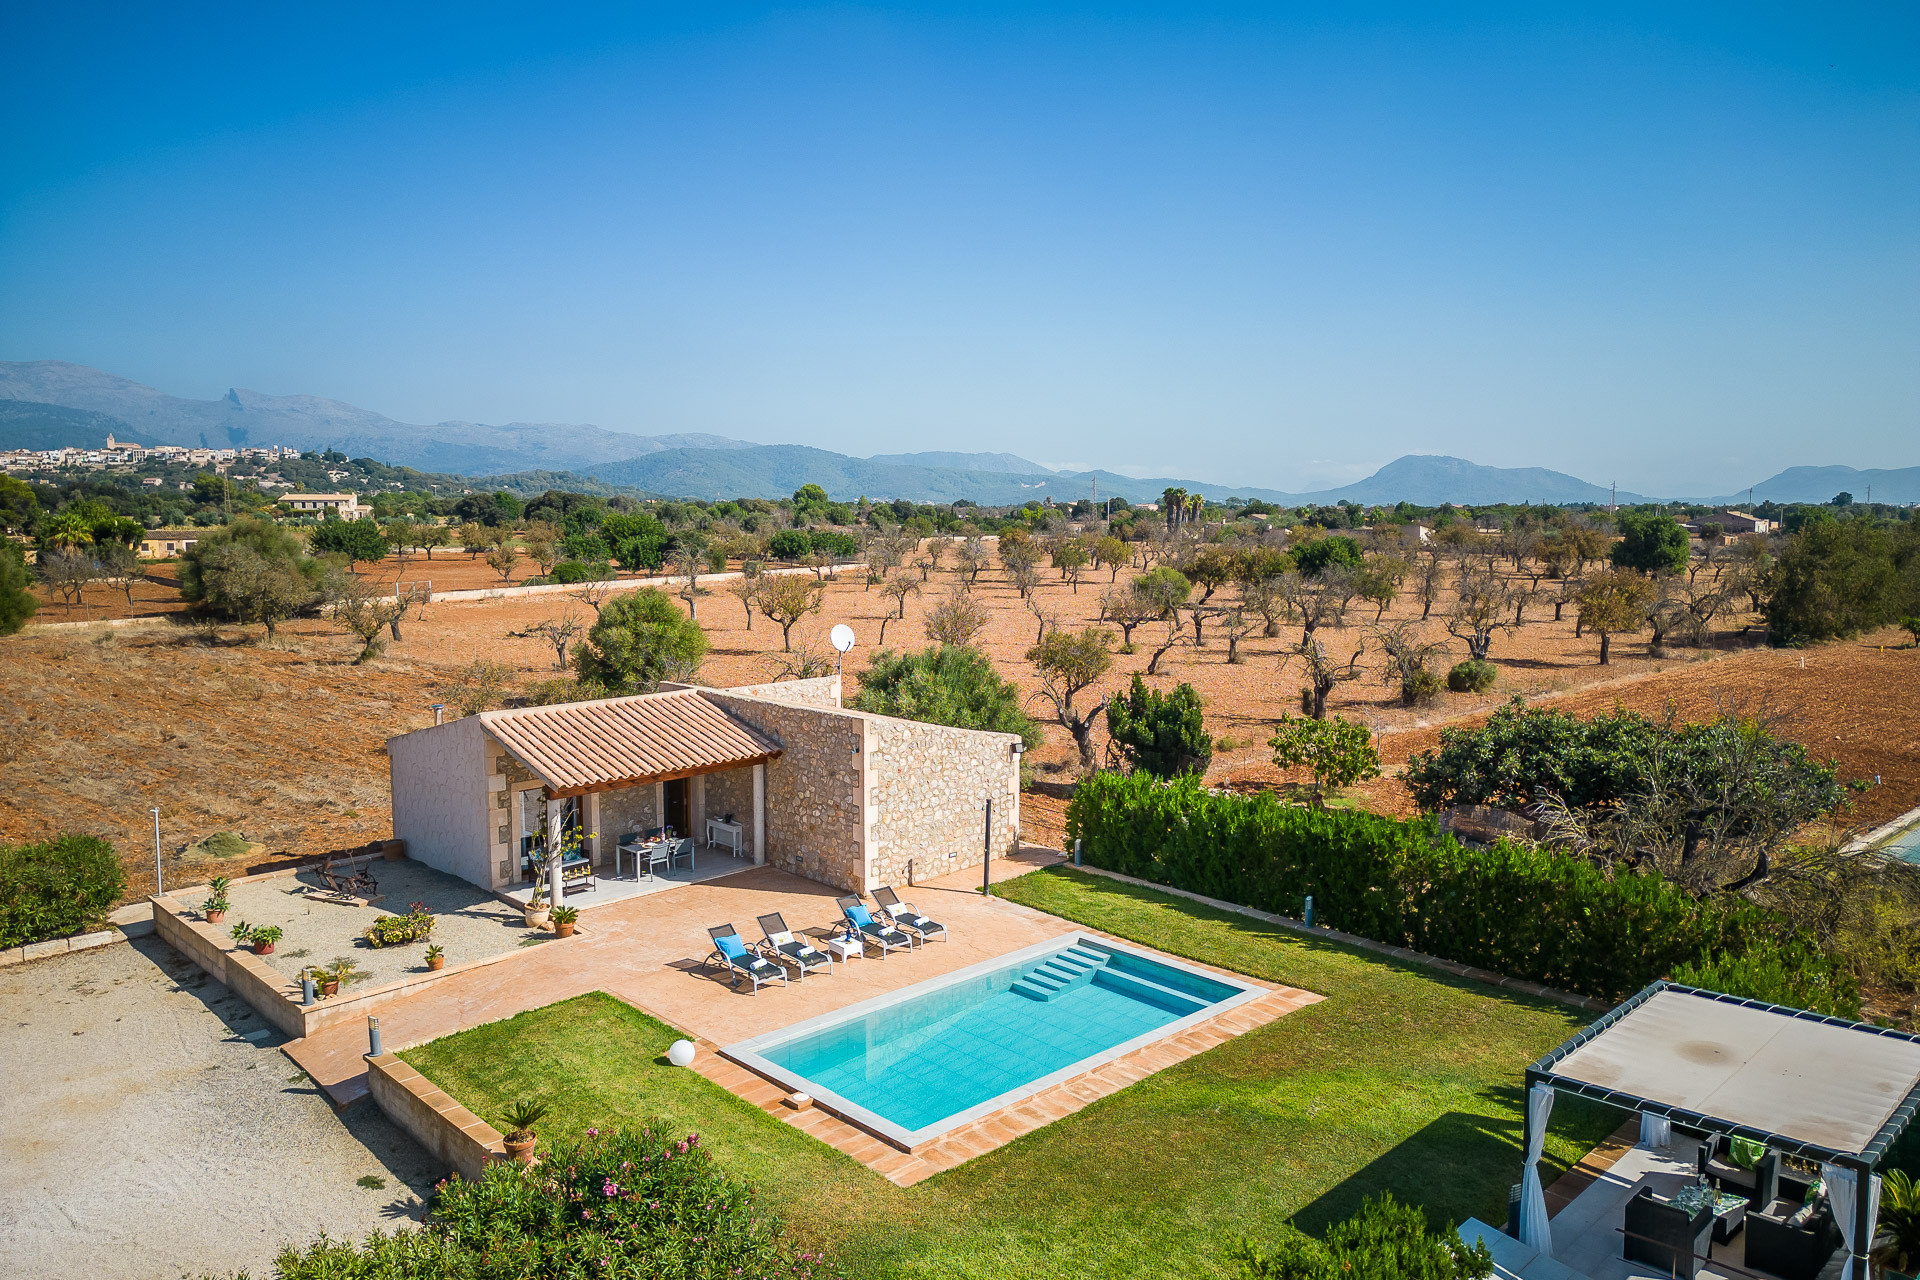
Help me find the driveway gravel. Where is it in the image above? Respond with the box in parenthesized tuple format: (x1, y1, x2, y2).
(0, 937, 442, 1280)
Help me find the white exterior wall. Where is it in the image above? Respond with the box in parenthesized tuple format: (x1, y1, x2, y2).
(387, 716, 492, 886)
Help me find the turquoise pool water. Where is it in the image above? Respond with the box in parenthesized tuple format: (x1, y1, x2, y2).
(744, 940, 1244, 1136)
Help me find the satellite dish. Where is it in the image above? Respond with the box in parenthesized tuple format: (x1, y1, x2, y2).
(829, 624, 856, 654)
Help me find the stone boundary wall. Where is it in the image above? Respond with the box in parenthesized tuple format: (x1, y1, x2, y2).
(867, 715, 1020, 890)
(427, 561, 859, 604)
(1067, 863, 1610, 1014)
(366, 1052, 504, 1184)
(704, 691, 867, 892)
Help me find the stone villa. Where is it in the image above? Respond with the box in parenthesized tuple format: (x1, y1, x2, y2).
(386, 675, 1023, 899)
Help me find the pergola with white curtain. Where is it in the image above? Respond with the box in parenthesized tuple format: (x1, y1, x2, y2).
(1519, 981, 1920, 1279)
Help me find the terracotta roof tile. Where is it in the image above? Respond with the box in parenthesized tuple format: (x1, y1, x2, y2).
(479, 690, 780, 796)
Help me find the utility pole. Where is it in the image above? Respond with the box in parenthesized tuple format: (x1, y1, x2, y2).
(1609, 482, 1616, 518)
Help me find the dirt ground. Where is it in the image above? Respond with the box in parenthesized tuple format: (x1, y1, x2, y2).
(9, 549, 1915, 897)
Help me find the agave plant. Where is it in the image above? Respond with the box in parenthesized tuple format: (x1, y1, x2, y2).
(501, 1099, 551, 1143)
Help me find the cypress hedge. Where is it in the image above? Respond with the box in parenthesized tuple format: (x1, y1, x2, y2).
(1065, 771, 1857, 1016)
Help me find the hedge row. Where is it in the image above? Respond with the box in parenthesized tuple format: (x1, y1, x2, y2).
(0, 834, 125, 949)
(1065, 771, 1858, 1016)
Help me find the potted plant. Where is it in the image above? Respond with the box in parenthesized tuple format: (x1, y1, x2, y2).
(326, 957, 360, 994)
(249, 925, 283, 955)
(424, 943, 446, 972)
(1875, 1170, 1919, 1280)
(550, 905, 579, 938)
(229, 920, 254, 947)
(524, 883, 551, 929)
(202, 876, 232, 924)
(499, 1099, 549, 1164)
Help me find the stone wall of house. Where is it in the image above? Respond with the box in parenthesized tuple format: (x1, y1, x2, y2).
(866, 716, 1021, 889)
(702, 691, 866, 892)
(485, 741, 542, 886)
(596, 784, 659, 860)
(718, 675, 842, 708)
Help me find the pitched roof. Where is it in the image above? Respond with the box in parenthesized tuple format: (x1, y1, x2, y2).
(479, 689, 781, 797)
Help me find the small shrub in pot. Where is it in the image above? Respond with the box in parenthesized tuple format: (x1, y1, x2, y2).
(499, 1098, 550, 1163)
(202, 876, 232, 924)
(550, 905, 580, 938)
(248, 924, 283, 955)
(424, 943, 445, 971)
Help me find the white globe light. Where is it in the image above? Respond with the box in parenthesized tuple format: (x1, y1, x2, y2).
(667, 1039, 696, 1068)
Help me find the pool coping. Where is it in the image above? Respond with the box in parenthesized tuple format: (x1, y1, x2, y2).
(720, 930, 1269, 1152)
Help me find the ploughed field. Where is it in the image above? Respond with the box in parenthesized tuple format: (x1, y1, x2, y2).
(7, 549, 1916, 897)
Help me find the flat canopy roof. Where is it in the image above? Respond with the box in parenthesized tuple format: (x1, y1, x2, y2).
(1533, 984, 1920, 1164)
(480, 689, 781, 798)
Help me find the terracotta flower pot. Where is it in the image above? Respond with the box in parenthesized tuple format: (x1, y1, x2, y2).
(253, 941, 275, 955)
(321, 980, 340, 997)
(427, 956, 445, 971)
(503, 1134, 537, 1164)
(205, 909, 227, 924)
(555, 921, 575, 938)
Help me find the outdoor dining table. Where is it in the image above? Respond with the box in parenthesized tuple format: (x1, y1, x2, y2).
(616, 837, 694, 880)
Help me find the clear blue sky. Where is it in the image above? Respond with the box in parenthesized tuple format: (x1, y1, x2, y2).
(3, 3, 1914, 495)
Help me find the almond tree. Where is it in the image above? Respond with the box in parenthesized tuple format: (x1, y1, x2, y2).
(924, 590, 989, 647)
(1027, 627, 1114, 771)
(520, 615, 585, 670)
(757, 573, 825, 651)
(877, 570, 921, 645)
(1576, 569, 1657, 665)
(1445, 562, 1515, 660)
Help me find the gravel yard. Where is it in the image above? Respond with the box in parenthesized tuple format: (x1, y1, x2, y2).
(0, 937, 441, 1280)
(221, 858, 551, 987)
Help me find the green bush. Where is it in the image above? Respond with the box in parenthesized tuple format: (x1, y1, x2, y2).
(812, 531, 860, 558)
(0, 538, 37, 635)
(573, 588, 709, 694)
(548, 560, 612, 584)
(258, 1126, 837, 1280)
(1106, 675, 1212, 778)
(850, 645, 1038, 746)
(767, 530, 811, 560)
(1231, 1193, 1492, 1280)
(0, 834, 126, 948)
(1446, 659, 1497, 693)
(1065, 771, 1857, 1013)
(1402, 666, 1442, 707)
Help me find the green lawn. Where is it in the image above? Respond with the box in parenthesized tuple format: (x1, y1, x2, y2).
(400, 866, 1623, 1279)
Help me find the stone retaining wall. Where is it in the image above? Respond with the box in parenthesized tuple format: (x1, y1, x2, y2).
(365, 1053, 504, 1183)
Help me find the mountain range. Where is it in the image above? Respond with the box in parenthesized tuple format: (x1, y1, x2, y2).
(3, 360, 1912, 507)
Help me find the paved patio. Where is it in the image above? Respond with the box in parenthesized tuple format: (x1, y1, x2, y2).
(286, 852, 1095, 1105)
(222, 859, 552, 987)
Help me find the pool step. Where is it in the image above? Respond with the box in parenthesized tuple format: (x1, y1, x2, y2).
(1091, 968, 1208, 1017)
(1011, 946, 1111, 1001)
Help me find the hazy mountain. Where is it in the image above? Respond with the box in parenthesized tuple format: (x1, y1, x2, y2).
(866, 450, 1054, 474)
(0, 400, 158, 450)
(0, 361, 752, 475)
(1708, 464, 1920, 507)
(1289, 455, 1651, 507)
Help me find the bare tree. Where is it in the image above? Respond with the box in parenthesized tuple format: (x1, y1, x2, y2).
(1099, 584, 1159, 650)
(1372, 620, 1449, 706)
(770, 642, 834, 681)
(96, 543, 144, 612)
(1145, 610, 1187, 676)
(37, 548, 100, 615)
(387, 582, 428, 641)
(1281, 569, 1356, 644)
(519, 615, 585, 670)
(1282, 637, 1365, 719)
(1219, 606, 1256, 664)
(1025, 593, 1060, 645)
(877, 569, 922, 645)
(330, 575, 406, 664)
(436, 657, 515, 717)
(672, 543, 706, 619)
(1413, 554, 1447, 620)
(1008, 560, 1042, 600)
(1445, 562, 1515, 660)
(916, 538, 946, 581)
(955, 537, 989, 589)
(1238, 574, 1288, 638)
(520, 523, 561, 577)
(725, 570, 761, 630)
(567, 579, 616, 618)
(924, 590, 989, 647)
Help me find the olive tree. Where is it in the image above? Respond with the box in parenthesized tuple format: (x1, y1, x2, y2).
(572, 588, 708, 693)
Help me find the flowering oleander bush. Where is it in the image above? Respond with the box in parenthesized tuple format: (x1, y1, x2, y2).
(251, 1126, 839, 1280)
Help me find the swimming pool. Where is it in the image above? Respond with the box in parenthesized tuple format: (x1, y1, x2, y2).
(722, 932, 1262, 1149)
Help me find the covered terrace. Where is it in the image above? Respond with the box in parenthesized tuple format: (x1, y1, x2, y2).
(481, 691, 782, 909)
(1491, 982, 1920, 1280)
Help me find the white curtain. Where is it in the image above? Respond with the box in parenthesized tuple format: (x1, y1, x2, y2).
(1637, 1112, 1672, 1150)
(1520, 1082, 1555, 1254)
(1821, 1163, 1880, 1280)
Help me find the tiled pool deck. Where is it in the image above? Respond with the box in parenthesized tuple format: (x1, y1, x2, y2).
(274, 852, 1320, 1176)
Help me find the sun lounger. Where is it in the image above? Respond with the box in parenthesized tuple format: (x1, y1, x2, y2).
(837, 895, 914, 956)
(872, 886, 947, 943)
(706, 923, 787, 993)
(756, 913, 833, 979)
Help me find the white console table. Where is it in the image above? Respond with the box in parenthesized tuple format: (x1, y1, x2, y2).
(706, 817, 745, 858)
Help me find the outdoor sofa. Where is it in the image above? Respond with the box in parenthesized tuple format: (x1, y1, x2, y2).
(1622, 1185, 1713, 1280)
